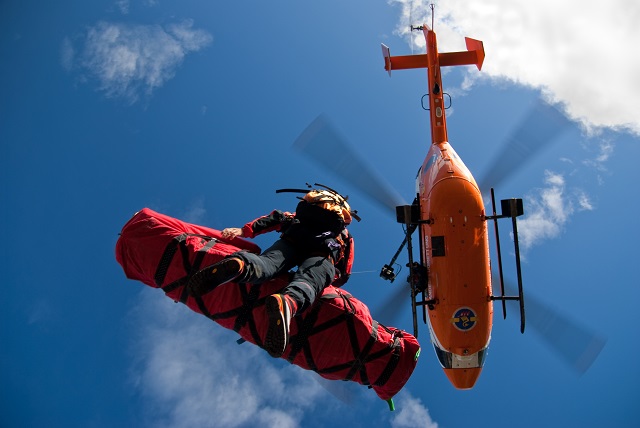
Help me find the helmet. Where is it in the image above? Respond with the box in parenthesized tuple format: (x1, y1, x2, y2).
(276, 183, 360, 224)
(303, 190, 353, 224)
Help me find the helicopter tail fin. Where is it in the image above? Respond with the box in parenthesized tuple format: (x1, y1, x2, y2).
(381, 43, 428, 76)
(438, 37, 485, 70)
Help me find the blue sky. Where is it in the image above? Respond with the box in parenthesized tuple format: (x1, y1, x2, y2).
(2, 0, 639, 427)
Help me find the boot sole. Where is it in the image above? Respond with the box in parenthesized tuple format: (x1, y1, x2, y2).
(264, 295, 290, 358)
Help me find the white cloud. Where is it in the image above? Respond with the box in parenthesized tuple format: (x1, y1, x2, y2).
(67, 20, 212, 103)
(390, 391, 438, 428)
(180, 199, 207, 224)
(116, 0, 130, 14)
(576, 190, 593, 211)
(388, 0, 640, 135)
(517, 170, 593, 250)
(584, 139, 615, 170)
(127, 289, 331, 428)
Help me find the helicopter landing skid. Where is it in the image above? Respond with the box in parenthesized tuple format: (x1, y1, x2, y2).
(485, 188, 526, 334)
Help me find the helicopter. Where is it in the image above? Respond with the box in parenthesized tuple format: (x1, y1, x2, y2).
(379, 24, 525, 390)
(292, 18, 605, 390)
(295, 23, 520, 391)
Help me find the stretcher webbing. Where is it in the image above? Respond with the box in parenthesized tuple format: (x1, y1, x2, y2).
(156, 233, 219, 311)
(287, 291, 397, 387)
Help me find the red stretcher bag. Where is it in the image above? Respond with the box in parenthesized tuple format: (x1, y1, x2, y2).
(115, 208, 420, 401)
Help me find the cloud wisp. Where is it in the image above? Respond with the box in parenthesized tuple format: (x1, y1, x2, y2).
(517, 170, 593, 251)
(63, 20, 212, 103)
(115, 0, 130, 14)
(180, 199, 207, 225)
(390, 391, 439, 428)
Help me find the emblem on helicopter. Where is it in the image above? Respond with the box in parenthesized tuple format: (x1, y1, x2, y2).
(451, 307, 477, 331)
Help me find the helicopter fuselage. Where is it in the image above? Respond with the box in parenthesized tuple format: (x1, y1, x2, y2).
(418, 140, 492, 389)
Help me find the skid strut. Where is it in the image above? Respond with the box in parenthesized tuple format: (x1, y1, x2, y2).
(486, 188, 526, 333)
(380, 198, 432, 338)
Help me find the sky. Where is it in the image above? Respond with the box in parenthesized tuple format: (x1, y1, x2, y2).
(1, 0, 639, 427)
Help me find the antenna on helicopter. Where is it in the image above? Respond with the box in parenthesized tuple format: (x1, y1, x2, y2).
(430, 3, 435, 29)
(409, 1, 416, 54)
(410, 2, 434, 32)
(410, 1, 423, 32)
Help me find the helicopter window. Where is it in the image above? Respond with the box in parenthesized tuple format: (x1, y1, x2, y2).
(433, 343, 487, 369)
(434, 345, 453, 368)
(424, 154, 437, 172)
(431, 236, 445, 257)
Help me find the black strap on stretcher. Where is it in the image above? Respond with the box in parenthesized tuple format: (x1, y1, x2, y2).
(154, 232, 218, 315)
(153, 232, 265, 346)
(209, 283, 265, 348)
(287, 290, 401, 387)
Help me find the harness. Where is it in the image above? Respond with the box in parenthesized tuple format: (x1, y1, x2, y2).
(277, 183, 357, 285)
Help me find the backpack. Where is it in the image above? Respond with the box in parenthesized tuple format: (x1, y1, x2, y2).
(333, 229, 354, 287)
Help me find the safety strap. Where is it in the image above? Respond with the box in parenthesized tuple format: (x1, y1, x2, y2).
(209, 284, 265, 348)
(154, 232, 217, 308)
(286, 290, 359, 370)
(287, 290, 398, 387)
(154, 233, 187, 288)
(343, 318, 379, 384)
(155, 233, 217, 288)
(372, 331, 402, 387)
(154, 232, 271, 347)
(286, 300, 332, 371)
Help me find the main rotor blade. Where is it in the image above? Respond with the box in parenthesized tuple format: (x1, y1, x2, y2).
(478, 99, 573, 192)
(373, 281, 411, 327)
(310, 371, 360, 406)
(293, 114, 406, 216)
(505, 283, 606, 374)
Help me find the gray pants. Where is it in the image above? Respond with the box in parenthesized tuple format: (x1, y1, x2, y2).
(233, 238, 335, 313)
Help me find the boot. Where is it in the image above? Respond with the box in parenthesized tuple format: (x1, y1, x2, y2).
(264, 294, 298, 358)
(188, 257, 244, 297)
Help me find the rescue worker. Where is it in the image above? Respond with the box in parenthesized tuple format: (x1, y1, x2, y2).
(187, 187, 357, 358)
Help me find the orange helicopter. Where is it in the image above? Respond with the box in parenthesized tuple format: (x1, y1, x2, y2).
(377, 23, 526, 390)
(296, 21, 525, 391)
(294, 19, 525, 389)
(293, 13, 605, 392)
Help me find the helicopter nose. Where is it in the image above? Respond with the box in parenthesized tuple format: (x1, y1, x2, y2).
(443, 367, 483, 390)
